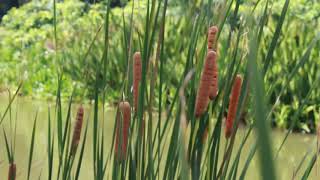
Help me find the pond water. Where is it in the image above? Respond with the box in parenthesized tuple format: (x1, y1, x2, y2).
(0, 96, 318, 179)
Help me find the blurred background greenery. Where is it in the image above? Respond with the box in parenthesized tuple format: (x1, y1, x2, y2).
(0, 0, 319, 132)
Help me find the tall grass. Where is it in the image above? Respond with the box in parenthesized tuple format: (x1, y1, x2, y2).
(0, 0, 319, 179)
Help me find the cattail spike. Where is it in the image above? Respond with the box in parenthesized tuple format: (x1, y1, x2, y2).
(195, 51, 217, 118)
(8, 163, 16, 180)
(207, 26, 219, 100)
(115, 101, 131, 161)
(208, 26, 218, 51)
(133, 52, 142, 112)
(71, 106, 84, 156)
(209, 51, 218, 100)
(225, 75, 242, 138)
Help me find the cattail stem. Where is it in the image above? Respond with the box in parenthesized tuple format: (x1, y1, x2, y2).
(195, 51, 217, 118)
(225, 75, 242, 138)
(115, 101, 131, 161)
(133, 52, 142, 112)
(8, 163, 16, 180)
(71, 106, 84, 156)
(202, 127, 209, 144)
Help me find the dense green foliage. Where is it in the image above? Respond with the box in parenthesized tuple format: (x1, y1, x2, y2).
(0, 0, 319, 131)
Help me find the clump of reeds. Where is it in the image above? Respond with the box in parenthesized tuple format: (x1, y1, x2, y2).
(71, 106, 84, 156)
(115, 101, 131, 161)
(225, 75, 242, 138)
(195, 51, 217, 118)
(8, 163, 16, 180)
(133, 52, 142, 112)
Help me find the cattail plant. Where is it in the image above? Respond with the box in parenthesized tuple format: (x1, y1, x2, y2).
(8, 163, 16, 180)
(71, 106, 84, 156)
(195, 51, 217, 117)
(209, 54, 218, 100)
(207, 26, 218, 51)
(225, 75, 242, 138)
(133, 52, 142, 112)
(207, 26, 219, 100)
(115, 101, 131, 161)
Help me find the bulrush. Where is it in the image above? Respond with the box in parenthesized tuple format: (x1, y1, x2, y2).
(115, 101, 131, 161)
(225, 75, 242, 138)
(133, 52, 142, 112)
(195, 51, 217, 118)
(207, 26, 218, 51)
(208, 26, 219, 100)
(209, 52, 218, 100)
(8, 163, 16, 180)
(71, 106, 84, 156)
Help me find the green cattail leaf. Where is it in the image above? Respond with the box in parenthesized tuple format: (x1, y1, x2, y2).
(301, 154, 317, 180)
(263, 0, 290, 75)
(27, 111, 38, 180)
(248, 22, 276, 180)
(0, 83, 22, 125)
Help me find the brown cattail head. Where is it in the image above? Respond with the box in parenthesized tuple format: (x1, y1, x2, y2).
(133, 52, 142, 112)
(8, 163, 16, 180)
(225, 75, 242, 138)
(195, 51, 217, 118)
(207, 26, 219, 100)
(209, 51, 218, 100)
(208, 26, 218, 51)
(115, 101, 131, 161)
(71, 106, 84, 156)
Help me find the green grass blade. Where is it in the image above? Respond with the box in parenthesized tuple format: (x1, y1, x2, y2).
(301, 154, 317, 180)
(47, 107, 54, 180)
(3, 128, 12, 163)
(239, 141, 257, 180)
(62, 90, 75, 155)
(248, 26, 276, 180)
(0, 83, 22, 125)
(27, 111, 38, 180)
(292, 148, 312, 179)
(263, 0, 290, 75)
